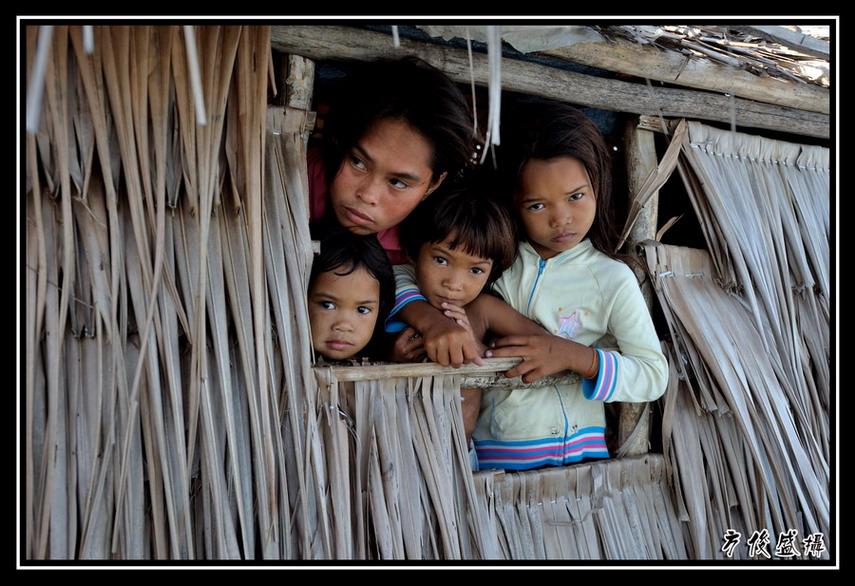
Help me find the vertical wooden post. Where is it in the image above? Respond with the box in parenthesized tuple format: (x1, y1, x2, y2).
(277, 54, 314, 108)
(618, 117, 661, 456)
(273, 53, 317, 250)
(276, 54, 316, 139)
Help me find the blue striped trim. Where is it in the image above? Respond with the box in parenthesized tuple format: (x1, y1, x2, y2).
(389, 288, 427, 317)
(583, 349, 618, 402)
(474, 426, 609, 471)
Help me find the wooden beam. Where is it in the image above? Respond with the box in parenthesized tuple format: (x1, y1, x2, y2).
(278, 54, 315, 111)
(733, 25, 830, 60)
(541, 32, 829, 115)
(270, 25, 829, 139)
(617, 118, 661, 457)
(316, 357, 581, 389)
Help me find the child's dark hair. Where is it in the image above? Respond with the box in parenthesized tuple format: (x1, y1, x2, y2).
(321, 56, 479, 186)
(496, 99, 622, 260)
(309, 222, 395, 323)
(400, 182, 518, 284)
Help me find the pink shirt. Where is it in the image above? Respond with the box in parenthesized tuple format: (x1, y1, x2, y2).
(308, 148, 407, 265)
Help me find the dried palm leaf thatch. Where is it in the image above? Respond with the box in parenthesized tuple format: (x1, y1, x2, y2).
(314, 369, 498, 560)
(23, 24, 328, 561)
(624, 119, 830, 561)
(658, 120, 828, 562)
(478, 454, 688, 560)
(263, 104, 325, 559)
(313, 366, 688, 561)
(677, 122, 830, 436)
(645, 244, 830, 560)
(25, 20, 832, 564)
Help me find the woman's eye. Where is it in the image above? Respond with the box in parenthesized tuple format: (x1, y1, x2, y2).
(319, 300, 336, 310)
(569, 192, 584, 201)
(527, 203, 545, 211)
(389, 178, 408, 190)
(470, 267, 484, 275)
(349, 155, 366, 170)
(433, 256, 448, 265)
(357, 306, 373, 315)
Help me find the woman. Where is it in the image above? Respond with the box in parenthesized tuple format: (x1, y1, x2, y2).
(309, 56, 480, 264)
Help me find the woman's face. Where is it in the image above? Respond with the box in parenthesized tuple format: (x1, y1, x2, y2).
(330, 117, 446, 234)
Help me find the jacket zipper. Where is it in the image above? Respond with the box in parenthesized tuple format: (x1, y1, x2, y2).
(525, 257, 547, 315)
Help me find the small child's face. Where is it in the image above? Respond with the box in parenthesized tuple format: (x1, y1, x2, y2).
(308, 266, 381, 361)
(516, 156, 597, 260)
(414, 238, 493, 310)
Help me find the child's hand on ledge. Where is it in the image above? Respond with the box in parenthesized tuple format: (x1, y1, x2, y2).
(419, 316, 486, 368)
(389, 327, 427, 363)
(486, 334, 581, 383)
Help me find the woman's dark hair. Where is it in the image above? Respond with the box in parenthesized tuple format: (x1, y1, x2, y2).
(321, 56, 479, 187)
(400, 181, 518, 284)
(309, 221, 396, 327)
(495, 99, 621, 260)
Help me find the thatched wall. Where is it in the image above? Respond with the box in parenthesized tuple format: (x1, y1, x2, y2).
(24, 24, 321, 560)
(645, 121, 831, 560)
(22, 23, 833, 565)
(312, 370, 688, 560)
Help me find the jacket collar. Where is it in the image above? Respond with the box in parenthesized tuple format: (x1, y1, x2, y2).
(520, 238, 593, 264)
